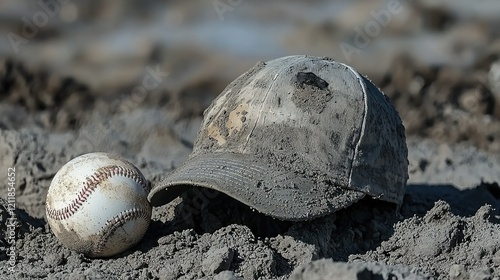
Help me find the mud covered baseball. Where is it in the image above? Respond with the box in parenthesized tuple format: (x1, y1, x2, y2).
(45, 152, 152, 258)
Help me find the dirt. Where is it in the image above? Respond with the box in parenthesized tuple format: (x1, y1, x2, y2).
(379, 54, 500, 153)
(292, 71, 332, 114)
(1, 1, 500, 279)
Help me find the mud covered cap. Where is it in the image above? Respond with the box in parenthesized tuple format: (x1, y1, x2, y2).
(149, 55, 408, 221)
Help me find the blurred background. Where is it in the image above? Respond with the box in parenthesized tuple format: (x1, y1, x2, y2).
(0, 0, 500, 151)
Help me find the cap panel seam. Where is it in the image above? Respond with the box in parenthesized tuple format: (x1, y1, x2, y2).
(241, 84, 270, 153)
(341, 63, 368, 190)
(242, 59, 293, 153)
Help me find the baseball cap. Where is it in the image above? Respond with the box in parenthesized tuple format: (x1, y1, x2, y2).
(148, 55, 408, 221)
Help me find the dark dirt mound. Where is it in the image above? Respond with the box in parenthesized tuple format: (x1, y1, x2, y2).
(0, 59, 95, 131)
(379, 54, 500, 152)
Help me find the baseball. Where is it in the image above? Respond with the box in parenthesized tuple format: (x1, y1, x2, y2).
(45, 152, 152, 258)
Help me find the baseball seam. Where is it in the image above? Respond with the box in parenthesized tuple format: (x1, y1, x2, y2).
(46, 165, 150, 221)
(93, 207, 151, 256)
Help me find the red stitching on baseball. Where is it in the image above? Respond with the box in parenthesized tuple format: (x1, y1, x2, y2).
(46, 165, 150, 221)
(92, 207, 151, 255)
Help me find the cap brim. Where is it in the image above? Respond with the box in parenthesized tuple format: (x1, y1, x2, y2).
(148, 152, 365, 221)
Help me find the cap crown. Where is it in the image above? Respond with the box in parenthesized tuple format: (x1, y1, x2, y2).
(193, 55, 408, 205)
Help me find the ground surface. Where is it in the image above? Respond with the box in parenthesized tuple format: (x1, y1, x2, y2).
(1, 1, 500, 279)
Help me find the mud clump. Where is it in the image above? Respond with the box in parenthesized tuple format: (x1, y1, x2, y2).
(354, 201, 500, 279)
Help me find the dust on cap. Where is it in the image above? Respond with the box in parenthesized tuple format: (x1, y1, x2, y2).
(149, 55, 408, 221)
